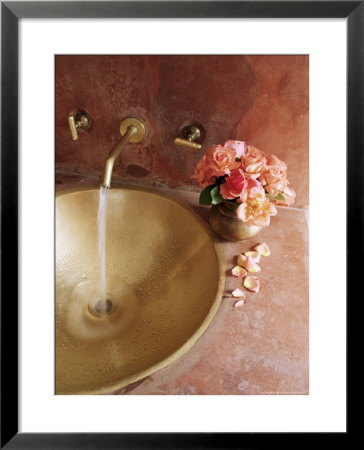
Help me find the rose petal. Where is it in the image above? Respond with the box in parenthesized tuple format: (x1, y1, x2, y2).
(254, 242, 271, 257)
(237, 254, 247, 266)
(243, 276, 260, 292)
(242, 255, 261, 273)
(234, 299, 245, 308)
(224, 140, 247, 158)
(232, 265, 248, 277)
(244, 251, 261, 263)
(232, 288, 246, 298)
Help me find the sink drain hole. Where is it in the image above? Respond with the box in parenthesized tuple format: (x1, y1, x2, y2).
(88, 298, 114, 317)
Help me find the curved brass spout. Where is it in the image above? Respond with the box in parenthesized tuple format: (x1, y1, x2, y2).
(101, 118, 145, 188)
(101, 126, 137, 188)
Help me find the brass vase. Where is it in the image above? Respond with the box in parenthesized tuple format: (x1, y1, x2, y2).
(209, 202, 263, 242)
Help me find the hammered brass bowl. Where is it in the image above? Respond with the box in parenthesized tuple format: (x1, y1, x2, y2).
(209, 203, 263, 242)
(56, 187, 225, 394)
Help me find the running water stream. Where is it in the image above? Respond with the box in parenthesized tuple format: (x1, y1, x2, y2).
(97, 186, 109, 312)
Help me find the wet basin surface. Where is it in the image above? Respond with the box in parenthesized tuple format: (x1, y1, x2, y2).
(56, 187, 225, 394)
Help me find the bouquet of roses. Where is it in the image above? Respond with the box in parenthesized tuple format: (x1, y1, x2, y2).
(192, 140, 295, 227)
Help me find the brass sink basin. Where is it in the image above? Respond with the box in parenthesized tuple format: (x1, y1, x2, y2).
(56, 187, 225, 394)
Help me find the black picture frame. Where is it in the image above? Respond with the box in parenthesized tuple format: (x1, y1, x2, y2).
(1, 1, 355, 448)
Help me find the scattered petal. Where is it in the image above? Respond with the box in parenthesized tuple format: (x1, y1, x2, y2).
(237, 254, 247, 266)
(244, 250, 261, 263)
(242, 255, 261, 273)
(234, 299, 245, 308)
(232, 265, 248, 277)
(254, 242, 270, 257)
(243, 276, 260, 292)
(232, 288, 246, 298)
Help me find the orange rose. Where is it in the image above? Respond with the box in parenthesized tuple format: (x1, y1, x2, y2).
(192, 140, 247, 188)
(259, 155, 287, 185)
(204, 144, 240, 177)
(259, 154, 295, 207)
(192, 156, 217, 188)
(242, 145, 267, 176)
(266, 154, 287, 172)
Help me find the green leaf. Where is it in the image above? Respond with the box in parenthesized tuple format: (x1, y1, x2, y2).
(210, 186, 224, 205)
(266, 192, 286, 202)
(199, 185, 214, 205)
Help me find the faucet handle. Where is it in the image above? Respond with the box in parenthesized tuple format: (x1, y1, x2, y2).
(174, 125, 202, 150)
(68, 111, 91, 141)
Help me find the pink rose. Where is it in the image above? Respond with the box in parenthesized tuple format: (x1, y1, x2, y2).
(223, 140, 247, 159)
(239, 178, 262, 203)
(220, 169, 247, 199)
(263, 168, 287, 185)
(266, 154, 287, 172)
(264, 178, 289, 196)
(242, 145, 267, 175)
(265, 180, 296, 206)
(258, 154, 295, 207)
(204, 144, 241, 177)
(236, 185, 277, 227)
(192, 140, 248, 188)
(192, 156, 217, 188)
(259, 155, 287, 186)
(192, 140, 295, 211)
(274, 186, 296, 207)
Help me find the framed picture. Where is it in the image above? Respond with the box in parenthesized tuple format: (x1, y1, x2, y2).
(1, 1, 354, 447)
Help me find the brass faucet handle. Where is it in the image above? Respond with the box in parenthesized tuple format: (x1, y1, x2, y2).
(68, 111, 91, 141)
(174, 125, 202, 150)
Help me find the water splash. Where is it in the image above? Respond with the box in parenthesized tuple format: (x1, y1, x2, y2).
(97, 186, 109, 311)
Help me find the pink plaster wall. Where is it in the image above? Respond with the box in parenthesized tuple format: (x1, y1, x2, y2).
(55, 55, 308, 208)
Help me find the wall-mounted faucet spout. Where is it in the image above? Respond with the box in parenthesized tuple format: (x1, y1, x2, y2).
(101, 117, 146, 188)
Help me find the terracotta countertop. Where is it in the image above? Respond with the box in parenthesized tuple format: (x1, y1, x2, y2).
(56, 172, 309, 395)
